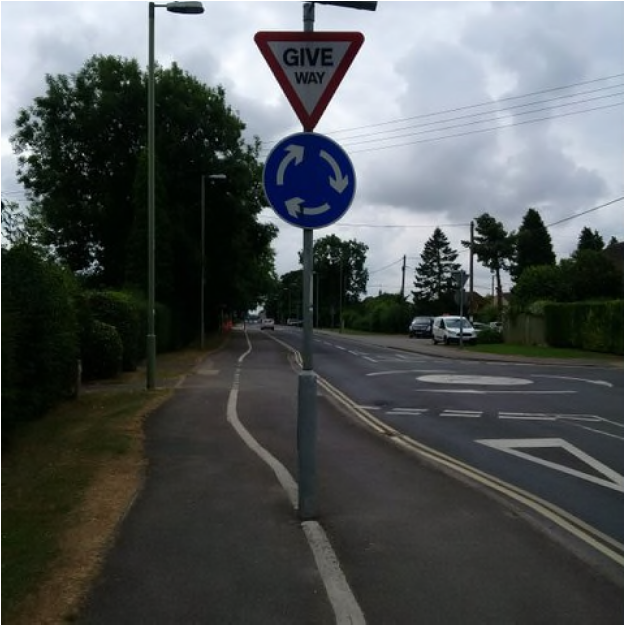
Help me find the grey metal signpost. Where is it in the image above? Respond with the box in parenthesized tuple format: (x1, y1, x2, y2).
(256, 0, 376, 520)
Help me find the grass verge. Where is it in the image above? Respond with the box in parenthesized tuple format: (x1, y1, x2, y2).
(1, 337, 224, 624)
(464, 343, 622, 360)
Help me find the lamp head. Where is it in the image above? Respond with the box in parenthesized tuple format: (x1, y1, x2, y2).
(166, 1, 204, 14)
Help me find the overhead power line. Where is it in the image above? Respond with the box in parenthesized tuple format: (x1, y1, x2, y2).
(334, 90, 624, 150)
(260, 72, 624, 151)
(348, 102, 623, 154)
(368, 258, 403, 275)
(326, 72, 624, 136)
(546, 196, 624, 228)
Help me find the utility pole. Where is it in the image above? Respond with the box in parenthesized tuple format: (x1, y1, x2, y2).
(400, 254, 406, 298)
(469, 220, 474, 321)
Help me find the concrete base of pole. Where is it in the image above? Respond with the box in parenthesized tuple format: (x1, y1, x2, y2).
(147, 334, 157, 389)
(297, 370, 318, 520)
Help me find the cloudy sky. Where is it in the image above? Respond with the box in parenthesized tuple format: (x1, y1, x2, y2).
(2, 1, 623, 298)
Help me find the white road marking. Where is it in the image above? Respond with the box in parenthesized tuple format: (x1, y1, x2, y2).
(302, 522, 366, 625)
(419, 389, 575, 395)
(418, 374, 533, 386)
(367, 369, 451, 377)
(387, 408, 427, 416)
(573, 425, 624, 441)
(532, 375, 613, 387)
(233, 331, 365, 624)
(357, 405, 382, 411)
(499, 412, 602, 422)
(476, 437, 624, 493)
(441, 410, 482, 418)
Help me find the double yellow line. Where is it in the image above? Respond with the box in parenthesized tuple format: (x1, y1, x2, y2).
(283, 337, 624, 568)
(318, 374, 624, 568)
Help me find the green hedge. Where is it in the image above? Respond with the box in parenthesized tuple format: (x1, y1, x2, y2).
(545, 300, 624, 355)
(1, 245, 80, 437)
(81, 320, 123, 380)
(84, 290, 142, 371)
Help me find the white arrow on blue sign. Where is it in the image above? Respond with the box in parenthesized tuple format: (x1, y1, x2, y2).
(263, 132, 356, 229)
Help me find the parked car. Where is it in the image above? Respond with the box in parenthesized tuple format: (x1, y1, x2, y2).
(431, 315, 476, 345)
(408, 316, 434, 338)
(472, 321, 489, 335)
(260, 318, 275, 330)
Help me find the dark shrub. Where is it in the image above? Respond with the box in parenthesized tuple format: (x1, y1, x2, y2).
(81, 320, 123, 380)
(475, 328, 503, 344)
(1, 244, 80, 436)
(85, 291, 141, 371)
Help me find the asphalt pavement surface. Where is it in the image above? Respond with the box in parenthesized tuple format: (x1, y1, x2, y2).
(79, 329, 624, 624)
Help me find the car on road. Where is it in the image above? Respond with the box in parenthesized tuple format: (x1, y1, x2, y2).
(408, 316, 434, 338)
(260, 318, 275, 330)
(432, 315, 476, 345)
(286, 318, 303, 327)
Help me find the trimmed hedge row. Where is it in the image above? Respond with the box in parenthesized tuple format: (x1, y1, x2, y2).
(2, 245, 80, 436)
(545, 300, 624, 355)
(84, 290, 142, 372)
(2, 243, 175, 441)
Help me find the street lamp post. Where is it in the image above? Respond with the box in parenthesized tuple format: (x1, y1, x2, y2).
(201, 173, 227, 350)
(147, 0, 204, 390)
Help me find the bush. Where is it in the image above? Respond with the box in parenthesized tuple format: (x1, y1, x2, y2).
(545, 300, 624, 355)
(81, 320, 123, 380)
(85, 290, 142, 370)
(475, 328, 503, 344)
(1, 244, 80, 436)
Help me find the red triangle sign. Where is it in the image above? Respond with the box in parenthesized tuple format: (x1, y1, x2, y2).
(255, 31, 364, 131)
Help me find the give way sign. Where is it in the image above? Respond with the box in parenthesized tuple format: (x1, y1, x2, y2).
(254, 31, 364, 131)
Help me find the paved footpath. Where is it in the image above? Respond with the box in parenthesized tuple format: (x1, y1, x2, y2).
(79, 330, 624, 624)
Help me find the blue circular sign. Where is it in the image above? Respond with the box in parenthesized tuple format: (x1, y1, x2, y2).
(263, 132, 356, 229)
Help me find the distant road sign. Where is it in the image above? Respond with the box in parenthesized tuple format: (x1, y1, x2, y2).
(254, 31, 364, 130)
(263, 132, 356, 229)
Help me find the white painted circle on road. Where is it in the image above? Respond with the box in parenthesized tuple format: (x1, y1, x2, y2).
(417, 374, 533, 386)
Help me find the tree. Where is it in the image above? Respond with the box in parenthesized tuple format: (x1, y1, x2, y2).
(293, 235, 369, 328)
(511, 265, 570, 307)
(561, 250, 623, 301)
(413, 227, 460, 313)
(10, 54, 276, 344)
(463, 213, 515, 316)
(510, 208, 556, 282)
(574, 227, 604, 255)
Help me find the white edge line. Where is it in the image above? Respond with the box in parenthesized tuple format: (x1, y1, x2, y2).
(302, 522, 366, 625)
(229, 329, 365, 625)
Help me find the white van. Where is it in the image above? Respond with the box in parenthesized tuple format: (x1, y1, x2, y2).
(432, 316, 476, 345)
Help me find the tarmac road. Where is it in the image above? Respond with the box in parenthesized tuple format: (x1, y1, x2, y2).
(80, 329, 624, 624)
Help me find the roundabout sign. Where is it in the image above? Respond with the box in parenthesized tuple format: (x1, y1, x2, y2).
(262, 131, 356, 229)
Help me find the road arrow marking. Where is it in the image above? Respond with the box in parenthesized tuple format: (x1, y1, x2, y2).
(276, 144, 304, 185)
(320, 149, 349, 192)
(476, 437, 624, 493)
